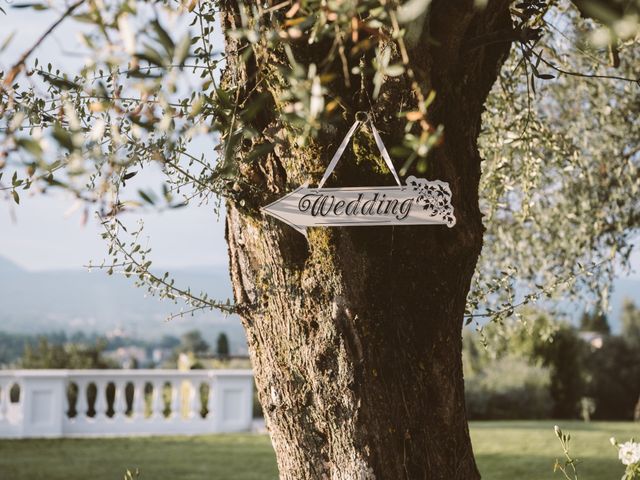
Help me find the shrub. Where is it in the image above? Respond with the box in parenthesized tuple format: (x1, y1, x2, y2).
(584, 337, 640, 420)
(466, 355, 552, 420)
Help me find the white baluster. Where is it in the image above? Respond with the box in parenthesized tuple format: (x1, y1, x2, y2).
(0, 370, 254, 437)
(75, 380, 88, 420)
(65, 381, 74, 419)
(0, 381, 7, 421)
(188, 381, 200, 419)
(114, 381, 128, 419)
(94, 381, 108, 420)
(170, 381, 180, 419)
(206, 381, 214, 420)
(151, 381, 164, 419)
(133, 382, 146, 419)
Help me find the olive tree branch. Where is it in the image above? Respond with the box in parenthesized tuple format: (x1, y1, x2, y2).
(93, 216, 237, 316)
(525, 44, 640, 84)
(2, 0, 86, 89)
(465, 256, 615, 320)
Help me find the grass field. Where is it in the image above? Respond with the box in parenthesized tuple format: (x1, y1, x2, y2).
(470, 421, 638, 480)
(0, 421, 637, 479)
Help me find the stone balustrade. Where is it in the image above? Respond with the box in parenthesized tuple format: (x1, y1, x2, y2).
(0, 369, 254, 438)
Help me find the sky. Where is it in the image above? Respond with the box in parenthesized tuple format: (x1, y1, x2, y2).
(0, 4, 229, 271)
(0, 4, 638, 279)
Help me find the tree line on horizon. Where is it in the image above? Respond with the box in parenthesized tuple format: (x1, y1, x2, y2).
(0, 329, 232, 369)
(465, 299, 640, 421)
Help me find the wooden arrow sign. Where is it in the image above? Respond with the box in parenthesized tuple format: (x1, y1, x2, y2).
(262, 176, 456, 236)
(261, 117, 456, 236)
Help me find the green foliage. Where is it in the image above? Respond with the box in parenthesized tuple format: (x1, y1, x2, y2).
(553, 425, 640, 480)
(1, 330, 191, 368)
(216, 332, 230, 358)
(0, 0, 638, 332)
(179, 329, 209, 355)
(621, 300, 640, 349)
(470, 2, 640, 327)
(0, 434, 279, 480)
(2, 422, 639, 479)
(584, 336, 640, 420)
(20, 337, 117, 369)
(467, 313, 586, 418)
(16, 337, 120, 418)
(533, 324, 586, 418)
(467, 308, 640, 421)
(579, 310, 611, 334)
(0, 331, 37, 366)
(159, 334, 181, 349)
(472, 420, 640, 480)
(123, 469, 140, 480)
(553, 425, 580, 480)
(611, 436, 640, 480)
(465, 354, 553, 419)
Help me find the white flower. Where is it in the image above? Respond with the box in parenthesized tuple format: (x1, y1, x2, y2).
(618, 441, 640, 466)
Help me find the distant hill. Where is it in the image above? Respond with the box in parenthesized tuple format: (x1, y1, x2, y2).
(0, 255, 637, 348)
(0, 256, 25, 274)
(0, 256, 248, 354)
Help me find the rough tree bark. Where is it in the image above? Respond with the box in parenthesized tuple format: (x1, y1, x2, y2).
(222, 1, 513, 478)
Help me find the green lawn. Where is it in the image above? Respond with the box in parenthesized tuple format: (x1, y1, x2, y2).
(470, 421, 638, 480)
(0, 434, 279, 480)
(0, 421, 637, 479)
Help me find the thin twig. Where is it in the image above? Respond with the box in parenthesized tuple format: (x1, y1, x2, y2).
(528, 46, 640, 84)
(2, 0, 86, 88)
(465, 256, 614, 320)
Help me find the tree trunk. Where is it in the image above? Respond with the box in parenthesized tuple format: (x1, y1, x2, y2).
(222, 1, 513, 478)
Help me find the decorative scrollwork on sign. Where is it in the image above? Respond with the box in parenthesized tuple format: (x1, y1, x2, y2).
(406, 176, 456, 227)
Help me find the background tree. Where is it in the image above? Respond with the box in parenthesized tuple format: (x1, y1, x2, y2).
(533, 324, 585, 418)
(216, 332, 230, 359)
(621, 299, 640, 349)
(464, 352, 553, 420)
(584, 336, 640, 420)
(159, 334, 181, 350)
(468, 313, 585, 419)
(1, 0, 639, 478)
(617, 300, 640, 420)
(18, 336, 118, 416)
(579, 310, 611, 334)
(0, 332, 53, 366)
(20, 337, 115, 369)
(178, 330, 209, 356)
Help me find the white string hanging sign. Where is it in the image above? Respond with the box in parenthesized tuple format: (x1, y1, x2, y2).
(262, 115, 456, 236)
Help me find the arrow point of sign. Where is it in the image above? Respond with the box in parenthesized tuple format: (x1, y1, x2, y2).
(261, 204, 308, 238)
